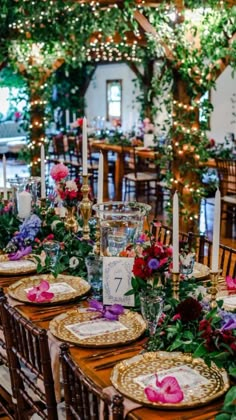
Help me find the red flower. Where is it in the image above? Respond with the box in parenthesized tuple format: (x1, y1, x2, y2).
(176, 297, 202, 323)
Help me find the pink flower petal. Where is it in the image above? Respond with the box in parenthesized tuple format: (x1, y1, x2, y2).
(39, 280, 50, 292)
(145, 375, 184, 404)
(226, 276, 236, 290)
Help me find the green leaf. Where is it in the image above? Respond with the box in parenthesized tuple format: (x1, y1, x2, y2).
(215, 414, 232, 420)
(223, 386, 236, 406)
(193, 343, 207, 358)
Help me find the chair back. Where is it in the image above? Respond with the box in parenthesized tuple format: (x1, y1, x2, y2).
(60, 343, 124, 420)
(0, 289, 58, 420)
(216, 158, 236, 196)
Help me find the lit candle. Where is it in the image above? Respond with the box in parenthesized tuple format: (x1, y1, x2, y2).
(211, 188, 221, 272)
(18, 191, 31, 219)
(65, 109, 70, 128)
(97, 152, 104, 203)
(40, 145, 46, 199)
(82, 117, 88, 176)
(2, 154, 7, 200)
(172, 191, 179, 272)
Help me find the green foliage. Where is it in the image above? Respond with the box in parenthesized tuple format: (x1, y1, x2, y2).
(0, 205, 21, 250)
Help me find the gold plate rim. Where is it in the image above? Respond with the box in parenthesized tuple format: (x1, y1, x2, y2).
(7, 274, 91, 305)
(49, 309, 146, 347)
(0, 258, 37, 276)
(188, 262, 210, 280)
(110, 351, 230, 410)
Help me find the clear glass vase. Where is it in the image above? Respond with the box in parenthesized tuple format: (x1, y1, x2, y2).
(93, 201, 151, 256)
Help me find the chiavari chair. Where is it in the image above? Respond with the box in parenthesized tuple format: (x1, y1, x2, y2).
(60, 343, 124, 420)
(0, 289, 58, 420)
(216, 158, 236, 237)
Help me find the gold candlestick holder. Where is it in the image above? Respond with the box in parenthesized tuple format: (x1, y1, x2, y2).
(79, 175, 92, 241)
(209, 271, 219, 309)
(40, 198, 47, 226)
(172, 272, 180, 300)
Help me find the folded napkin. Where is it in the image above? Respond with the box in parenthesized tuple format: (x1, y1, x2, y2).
(100, 385, 141, 419)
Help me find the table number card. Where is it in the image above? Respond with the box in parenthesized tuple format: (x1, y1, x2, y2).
(103, 257, 135, 307)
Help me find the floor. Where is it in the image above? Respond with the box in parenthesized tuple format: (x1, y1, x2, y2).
(0, 156, 236, 249)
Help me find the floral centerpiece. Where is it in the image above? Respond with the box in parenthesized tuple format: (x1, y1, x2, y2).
(4, 214, 41, 260)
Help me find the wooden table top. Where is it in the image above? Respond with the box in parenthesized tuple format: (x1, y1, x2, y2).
(0, 272, 227, 420)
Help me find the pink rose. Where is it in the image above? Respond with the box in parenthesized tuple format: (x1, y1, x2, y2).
(50, 163, 69, 182)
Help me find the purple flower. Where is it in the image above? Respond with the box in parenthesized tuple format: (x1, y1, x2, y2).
(20, 214, 41, 241)
(148, 258, 160, 270)
(9, 246, 32, 261)
(220, 311, 236, 331)
(88, 300, 124, 321)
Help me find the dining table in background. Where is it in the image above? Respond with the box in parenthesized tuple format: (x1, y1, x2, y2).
(0, 271, 228, 420)
(91, 141, 157, 201)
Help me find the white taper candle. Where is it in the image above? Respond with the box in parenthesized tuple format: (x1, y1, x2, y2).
(211, 188, 221, 272)
(82, 117, 88, 176)
(2, 154, 7, 200)
(172, 191, 179, 272)
(97, 152, 104, 203)
(40, 145, 46, 199)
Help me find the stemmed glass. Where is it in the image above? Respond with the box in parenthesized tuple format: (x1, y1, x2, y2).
(139, 289, 164, 336)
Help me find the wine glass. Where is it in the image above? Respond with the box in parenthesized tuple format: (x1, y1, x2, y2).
(139, 289, 164, 336)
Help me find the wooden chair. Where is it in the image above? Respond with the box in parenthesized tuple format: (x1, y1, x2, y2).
(0, 289, 58, 420)
(60, 343, 124, 420)
(152, 223, 236, 277)
(216, 158, 236, 237)
(123, 146, 157, 203)
(196, 236, 236, 277)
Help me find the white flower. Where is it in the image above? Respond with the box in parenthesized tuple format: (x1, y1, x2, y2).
(69, 256, 79, 269)
(65, 180, 78, 192)
(51, 220, 61, 232)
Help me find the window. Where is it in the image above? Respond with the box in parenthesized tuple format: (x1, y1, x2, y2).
(106, 80, 122, 125)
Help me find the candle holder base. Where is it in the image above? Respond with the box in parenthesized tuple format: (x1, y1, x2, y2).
(172, 272, 180, 300)
(209, 271, 220, 309)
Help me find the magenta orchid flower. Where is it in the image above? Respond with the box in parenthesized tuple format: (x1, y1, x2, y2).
(88, 299, 124, 320)
(27, 280, 54, 303)
(144, 374, 184, 404)
(225, 276, 236, 291)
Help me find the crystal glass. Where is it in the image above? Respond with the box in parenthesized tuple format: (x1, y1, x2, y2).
(85, 254, 103, 301)
(179, 252, 195, 276)
(43, 241, 60, 268)
(93, 201, 151, 256)
(139, 289, 164, 336)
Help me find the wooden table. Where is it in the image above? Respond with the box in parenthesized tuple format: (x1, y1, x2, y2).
(91, 141, 157, 201)
(0, 272, 226, 420)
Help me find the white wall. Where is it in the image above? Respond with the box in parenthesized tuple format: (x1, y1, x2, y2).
(85, 63, 141, 133)
(208, 66, 235, 143)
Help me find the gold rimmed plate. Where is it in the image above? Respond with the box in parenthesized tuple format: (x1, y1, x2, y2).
(110, 351, 230, 410)
(49, 309, 146, 347)
(7, 274, 91, 305)
(188, 263, 210, 280)
(0, 258, 37, 276)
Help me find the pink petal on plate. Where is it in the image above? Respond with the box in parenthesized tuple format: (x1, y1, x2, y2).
(35, 291, 54, 303)
(39, 280, 50, 292)
(160, 376, 184, 404)
(26, 292, 37, 302)
(144, 387, 161, 402)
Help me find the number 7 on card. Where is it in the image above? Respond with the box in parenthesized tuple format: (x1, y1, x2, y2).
(102, 257, 135, 307)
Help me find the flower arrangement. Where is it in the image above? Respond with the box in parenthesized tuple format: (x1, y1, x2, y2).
(4, 214, 41, 260)
(56, 178, 83, 207)
(122, 233, 173, 306)
(50, 163, 83, 207)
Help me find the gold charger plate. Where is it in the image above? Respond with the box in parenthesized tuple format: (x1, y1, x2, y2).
(217, 293, 236, 311)
(188, 262, 210, 280)
(110, 351, 230, 410)
(0, 258, 37, 276)
(7, 274, 91, 305)
(49, 309, 146, 347)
